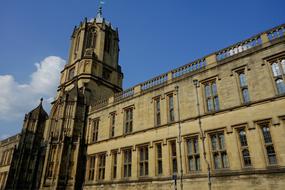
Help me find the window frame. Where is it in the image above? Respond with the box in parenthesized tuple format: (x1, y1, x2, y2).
(138, 146, 149, 177)
(235, 127, 252, 168)
(109, 112, 116, 138)
(155, 142, 163, 176)
(90, 118, 100, 143)
(122, 148, 132, 178)
(169, 140, 178, 174)
(185, 136, 201, 172)
(87, 155, 96, 181)
(268, 57, 285, 95)
(111, 151, 118, 179)
(258, 122, 278, 166)
(203, 80, 220, 112)
(167, 94, 175, 122)
(154, 97, 161, 126)
(97, 153, 106, 181)
(209, 131, 229, 169)
(123, 107, 133, 134)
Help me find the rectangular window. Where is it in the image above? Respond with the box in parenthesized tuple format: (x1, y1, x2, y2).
(236, 128, 252, 167)
(47, 145, 56, 178)
(204, 81, 219, 112)
(210, 132, 229, 169)
(123, 149, 132, 178)
(154, 98, 161, 126)
(97, 154, 106, 180)
(170, 141, 177, 174)
(186, 137, 200, 171)
(112, 151, 117, 179)
(110, 113, 116, 137)
(88, 156, 96, 181)
(124, 108, 133, 134)
(271, 59, 285, 94)
(139, 146, 149, 177)
(90, 118, 99, 143)
(260, 124, 277, 165)
(68, 67, 75, 80)
(156, 143, 163, 175)
(237, 71, 250, 103)
(168, 94, 175, 122)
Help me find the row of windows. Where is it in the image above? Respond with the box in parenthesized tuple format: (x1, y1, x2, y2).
(0, 148, 13, 166)
(88, 59, 285, 143)
(0, 172, 8, 190)
(87, 123, 277, 181)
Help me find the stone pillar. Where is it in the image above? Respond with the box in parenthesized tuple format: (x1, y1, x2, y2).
(131, 147, 138, 179)
(162, 141, 170, 177)
(205, 54, 217, 65)
(261, 33, 270, 44)
(148, 145, 155, 177)
(105, 152, 112, 181)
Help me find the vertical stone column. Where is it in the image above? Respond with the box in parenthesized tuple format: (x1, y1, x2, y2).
(162, 141, 170, 177)
(261, 33, 269, 44)
(131, 147, 138, 179)
(105, 152, 112, 181)
(148, 145, 155, 177)
(116, 151, 122, 179)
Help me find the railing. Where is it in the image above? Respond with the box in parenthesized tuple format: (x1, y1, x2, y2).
(92, 98, 108, 110)
(114, 87, 134, 102)
(141, 74, 168, 91)
(267, 25, 285, 41)
(216, 36, 262, 61)
(89, 23, 285, 112)
(172, 59, 206, 79)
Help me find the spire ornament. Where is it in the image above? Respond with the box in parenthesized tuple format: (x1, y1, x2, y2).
(96, 0, 105, 19)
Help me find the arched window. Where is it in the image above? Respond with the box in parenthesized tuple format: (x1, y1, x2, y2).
(86, 28, 96, 49)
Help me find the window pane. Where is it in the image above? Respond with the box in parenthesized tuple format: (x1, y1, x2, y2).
(242, 89, 250, 103)
(242, 149, 251, 166)
(211, 135, 217, 150)
(214, 97, 219, 111)
(205, 85, 211, 97)
(239, 129, 248, 147)
(262, 126, 272, 143)
(194, 138, 199, 153)
(221, 152, 229, 168)
(276, 79, 285, 94)
(218, 133, 225, 150)
(281, 59, 285, 73)
(214, 153, 220, 169)
(239, 73, 247, 87)
(212, 82, 217, 96)
(272, 63, 281, 77)
(207, 99, 213, 112)
(187, 140, 193, 154)
(189, 157, 194, 171)
(266, 145, 277, 165)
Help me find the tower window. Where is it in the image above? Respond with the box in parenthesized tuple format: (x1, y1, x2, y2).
(104, 29, 112, 53)
(86, 28, 96, 49)
(102, 68, 111, 81)
(68, 67, 75, 80)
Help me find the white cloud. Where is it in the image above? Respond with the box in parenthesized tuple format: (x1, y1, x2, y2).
(0, 56, 65, 121)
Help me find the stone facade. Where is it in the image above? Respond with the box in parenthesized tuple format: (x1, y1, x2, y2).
(0, 12, 285, 190)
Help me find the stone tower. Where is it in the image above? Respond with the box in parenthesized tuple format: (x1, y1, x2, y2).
(39, 11, 123, 190)
(6, 100, 48, 190)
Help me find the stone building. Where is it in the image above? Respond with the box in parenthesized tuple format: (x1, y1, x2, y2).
(1, 8, 285, 190)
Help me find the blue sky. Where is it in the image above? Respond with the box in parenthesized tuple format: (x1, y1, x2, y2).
(0, 0, 284, 138)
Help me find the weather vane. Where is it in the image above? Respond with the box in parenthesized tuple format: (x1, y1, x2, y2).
(97, 0, 105, 18)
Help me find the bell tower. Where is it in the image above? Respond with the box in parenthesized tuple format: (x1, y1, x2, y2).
(40, 4, 123, 189)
